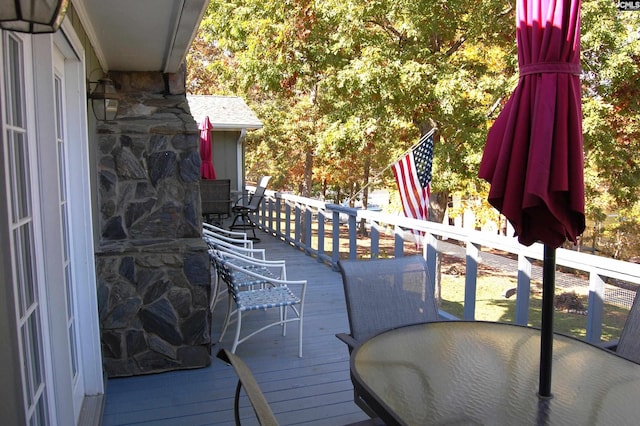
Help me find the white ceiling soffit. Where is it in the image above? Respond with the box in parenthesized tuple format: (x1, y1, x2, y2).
(74, 0, 209, 73)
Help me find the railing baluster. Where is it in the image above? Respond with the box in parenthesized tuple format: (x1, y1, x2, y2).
(394, 227, 404, 258)
(348, 214, 357, 260)
(586, 272, 606, 343)
(285, 201, 291, 242)
(332, 210, 341, 269)
(317, 210, 326, 263)
(294, 205, 301, 249)
(304, 207, 313, 255)
(370, 222, 379, 258)
(515, 253, 532, 325)
(464, 242, 479, 320)
(275, 197, 282, 235)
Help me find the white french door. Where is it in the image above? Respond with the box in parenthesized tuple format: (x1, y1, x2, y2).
(53, 47, 84, 421)
(47, 25, 104, 424)
(2, 31, 53, 426)
(2, 24, 103, 424)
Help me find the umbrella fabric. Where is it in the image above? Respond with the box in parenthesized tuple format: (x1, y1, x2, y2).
(200, 116, 217, 180)
(479, 0, 585, 249)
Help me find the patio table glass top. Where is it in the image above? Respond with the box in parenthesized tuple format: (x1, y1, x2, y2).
(351, 321, 640, 425)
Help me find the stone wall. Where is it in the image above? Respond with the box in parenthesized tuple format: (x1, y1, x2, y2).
(95, 69, 211, 377)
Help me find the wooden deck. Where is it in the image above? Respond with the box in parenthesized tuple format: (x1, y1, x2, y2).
(101, 228, 370, 425)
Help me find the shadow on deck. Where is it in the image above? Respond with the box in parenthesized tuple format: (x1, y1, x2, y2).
(102, 227, 369, 425)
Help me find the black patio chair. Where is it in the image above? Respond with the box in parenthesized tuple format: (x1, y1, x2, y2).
(200, 178, 231, 225)
(602, 289, 640, 364)
(230, 176, 271, 241)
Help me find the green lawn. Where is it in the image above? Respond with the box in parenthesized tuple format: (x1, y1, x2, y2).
(440, 273, 629, 342)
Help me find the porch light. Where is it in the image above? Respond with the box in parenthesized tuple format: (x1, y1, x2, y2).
(88, 79, 120, 121)
(0, 0, 69, 33)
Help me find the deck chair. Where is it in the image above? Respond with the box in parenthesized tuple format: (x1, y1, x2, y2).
(204, 238, 268, 316)
(203, 222, 249, 241)
(216, 349, 382, 426)
(203, 226, 255, 251)
(211, 250, 306, 357)
(217, 349, 279, 426)
(230, 176, 272, 241)
(210, 246, 287, 332)
(603, 289, 640, 364)
(200, 179, 232, 225)
(337, 255, 440, 418)
(202, 228, 265, 316)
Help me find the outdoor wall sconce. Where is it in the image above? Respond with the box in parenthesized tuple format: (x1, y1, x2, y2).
(0, 0, 69, 33)
(88, 78, 120, 121)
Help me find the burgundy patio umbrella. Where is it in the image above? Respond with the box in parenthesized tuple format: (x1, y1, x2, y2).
(479, 0, 585, 398)
(200, 116, 217, 180)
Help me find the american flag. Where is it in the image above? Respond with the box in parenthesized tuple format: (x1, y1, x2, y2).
(392, 131, 434, 223)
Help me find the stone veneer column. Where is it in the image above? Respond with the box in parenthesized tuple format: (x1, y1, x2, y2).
(95, 69, 211, 377)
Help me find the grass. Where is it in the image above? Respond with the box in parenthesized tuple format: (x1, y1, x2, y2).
(439, 271, 630, 342)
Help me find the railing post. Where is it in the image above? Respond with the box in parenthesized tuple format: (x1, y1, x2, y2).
(305, 207, 313, 255)
(586, 271, 605, 343)
(261, 194, 267, 228)
(266, 195, 272, 233)
(263, 198, 272, 233)
(425, 233, 438, 298)
(332, 210, 341, 267)
(371, 223, 379, 258)
(348, 214, 357, 260)
(275, 196, 282, 237)
(270, 197, 275, 231)
(464, 242, 479, 320)
(394, 226, 404, 258)
(285, 202, 291, 242)
(295, 205, 301, 247)
(317, 210, 325, 262)
(515, 253, 532, 325)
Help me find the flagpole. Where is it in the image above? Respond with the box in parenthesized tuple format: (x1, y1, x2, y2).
(345, 128, 437, 205)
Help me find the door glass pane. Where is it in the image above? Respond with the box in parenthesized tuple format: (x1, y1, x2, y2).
(28, 312, 45, 398)
(68, 319, 78, 377)
(31, 396, 48, 426)
(6, 35, 24, 127)
(9, 130, 31, 221)
(61, 204, 69, 262)
(54, 77, 63, 141)
(14, 219, 36, 317)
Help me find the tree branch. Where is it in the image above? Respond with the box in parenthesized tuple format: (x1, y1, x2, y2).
(444, 35, 467, 57)
(366, 18, 406, 47)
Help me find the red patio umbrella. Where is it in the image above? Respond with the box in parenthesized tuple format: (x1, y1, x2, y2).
(200, 116, 217, 180)
(479, 0, 585, 398)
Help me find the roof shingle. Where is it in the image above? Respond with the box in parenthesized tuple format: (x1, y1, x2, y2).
(187, 95, 263, 130)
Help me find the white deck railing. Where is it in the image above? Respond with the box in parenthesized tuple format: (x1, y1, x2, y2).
(248, 187, 640, 344)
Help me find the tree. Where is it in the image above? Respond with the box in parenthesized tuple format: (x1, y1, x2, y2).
(579, 1, 640, 256)
(188, 0, 640, 259)
(316, 0, 517, 216)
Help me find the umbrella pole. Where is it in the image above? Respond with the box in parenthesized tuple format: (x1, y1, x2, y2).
(538, 244, 556, 398)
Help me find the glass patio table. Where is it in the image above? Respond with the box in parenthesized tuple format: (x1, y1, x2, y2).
(350, 321, 640, 425)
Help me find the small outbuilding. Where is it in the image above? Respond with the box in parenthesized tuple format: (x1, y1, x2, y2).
(188, 95, 263, 193)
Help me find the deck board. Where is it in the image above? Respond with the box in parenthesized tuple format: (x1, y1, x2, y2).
(101, 228, 368, 425)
